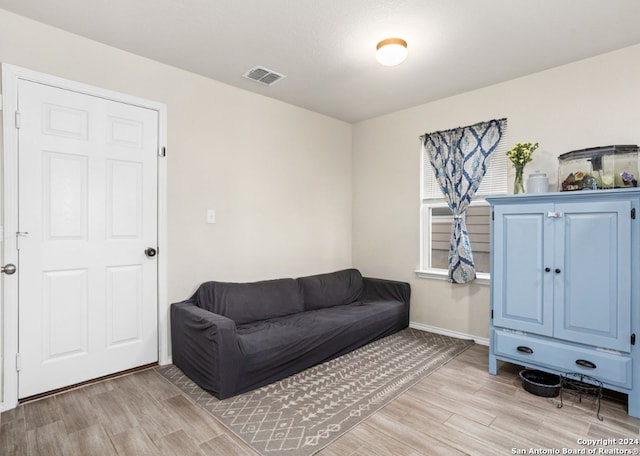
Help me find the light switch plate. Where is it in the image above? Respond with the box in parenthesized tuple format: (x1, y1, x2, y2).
(207, 209, 216, 224)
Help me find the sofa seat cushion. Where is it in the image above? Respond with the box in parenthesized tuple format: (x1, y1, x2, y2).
(192, 278, 303, 325)
(233, 300, 407, 393)
(298, 268, 363, 311)
(237, 300, 405, 356)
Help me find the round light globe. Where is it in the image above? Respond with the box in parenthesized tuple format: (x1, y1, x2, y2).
(376, 38, 408, 66)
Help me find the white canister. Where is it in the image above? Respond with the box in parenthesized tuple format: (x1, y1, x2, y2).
(527, 171, 549, 193)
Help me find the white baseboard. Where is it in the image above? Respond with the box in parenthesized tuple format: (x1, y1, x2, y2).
(409, 321, 489, 346)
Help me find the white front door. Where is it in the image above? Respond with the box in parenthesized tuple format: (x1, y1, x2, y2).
(17, 80, 159, 398)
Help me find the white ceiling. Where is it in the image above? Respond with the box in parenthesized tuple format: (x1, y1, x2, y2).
(2, 0, 640, 123)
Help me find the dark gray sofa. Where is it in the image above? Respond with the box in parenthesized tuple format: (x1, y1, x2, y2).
(170, 268, 410, 399)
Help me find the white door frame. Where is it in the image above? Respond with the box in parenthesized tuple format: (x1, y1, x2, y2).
(0, 64, 169, 411)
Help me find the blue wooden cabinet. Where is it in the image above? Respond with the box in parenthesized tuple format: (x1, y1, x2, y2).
(487, 189, 640, 417)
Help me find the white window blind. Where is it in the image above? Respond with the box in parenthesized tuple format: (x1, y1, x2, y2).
(421, 130, 509, 199)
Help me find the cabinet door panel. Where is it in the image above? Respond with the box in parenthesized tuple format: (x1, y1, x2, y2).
(493, 204, 554, 335)
(554, 201, 632, 352)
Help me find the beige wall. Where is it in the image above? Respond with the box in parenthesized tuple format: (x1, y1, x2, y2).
(0, 9, 354, 305)
(353, 44, 640, 341)
(1, 8, 639, 352)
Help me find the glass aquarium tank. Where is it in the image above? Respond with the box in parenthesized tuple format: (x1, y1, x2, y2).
(558, 145, 639, 191)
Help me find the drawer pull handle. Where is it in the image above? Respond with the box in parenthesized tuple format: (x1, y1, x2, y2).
(576, 359, 597, 369)
(517, 346, 533, 354)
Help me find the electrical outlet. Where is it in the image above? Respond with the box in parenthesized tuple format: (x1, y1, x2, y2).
(207, 209, 216, 224)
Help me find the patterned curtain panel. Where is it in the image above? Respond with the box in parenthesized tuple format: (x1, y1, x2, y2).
(422, 118, 506, 283)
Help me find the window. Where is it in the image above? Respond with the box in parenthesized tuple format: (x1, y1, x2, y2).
(418, 126, 508, 284)
(428, 204, 491, 273)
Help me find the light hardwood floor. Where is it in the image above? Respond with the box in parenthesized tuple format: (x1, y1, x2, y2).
(2, 344, 639, 455)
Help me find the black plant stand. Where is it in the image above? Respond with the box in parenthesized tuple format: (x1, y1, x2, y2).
(557, 372, 604, 421)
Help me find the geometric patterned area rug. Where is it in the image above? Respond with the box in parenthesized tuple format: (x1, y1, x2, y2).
(157, 328, 473, 456)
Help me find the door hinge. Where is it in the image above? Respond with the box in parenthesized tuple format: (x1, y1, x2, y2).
(491, 211, 494, 221)
(15, 111, 21, 129)
(16, 353, 21, 372)
(158, 146, 166, 157)
(16, 231, 29, 251)
(632, 208, 636, 220)
(491, 309, 494, 319)
(632, 334, 636, 346)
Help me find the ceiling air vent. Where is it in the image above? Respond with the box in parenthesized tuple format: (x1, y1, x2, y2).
(242, 66, 286, 86)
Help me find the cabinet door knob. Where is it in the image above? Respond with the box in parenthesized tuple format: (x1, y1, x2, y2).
(545, 267, 551, 272)
(555, 268, 561, 274)
(575, 359, 597, 369)
(516, 346, 534, 354)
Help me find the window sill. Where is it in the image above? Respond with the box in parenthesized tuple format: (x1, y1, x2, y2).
(415, 269, 490, 286)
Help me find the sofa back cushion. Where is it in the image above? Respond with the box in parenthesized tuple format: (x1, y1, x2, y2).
(298, 268, 363, 311)
(193, 278, 303, 325)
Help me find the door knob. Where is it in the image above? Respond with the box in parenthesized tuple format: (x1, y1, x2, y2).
(1, 264, 16, 275)
(145, 247, 157, 258)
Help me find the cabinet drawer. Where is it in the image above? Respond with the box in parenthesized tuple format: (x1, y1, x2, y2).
(493, 330, 632, 389)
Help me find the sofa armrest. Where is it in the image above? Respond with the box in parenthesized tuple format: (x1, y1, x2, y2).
(171, 300, 243, 399)
(361, 277, 411, 305)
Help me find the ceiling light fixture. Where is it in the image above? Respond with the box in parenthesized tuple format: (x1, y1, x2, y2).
(376, 38, 408, 66)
